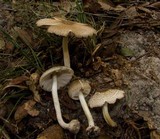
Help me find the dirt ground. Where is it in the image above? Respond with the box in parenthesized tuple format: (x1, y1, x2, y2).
(0, 0, 160, 139)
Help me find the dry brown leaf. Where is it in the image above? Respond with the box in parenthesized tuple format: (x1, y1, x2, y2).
(24, 100, 39, 116)
(98, 1, 111, 10)
(3, 75, 29, 91)
(114, 5, 126, 11)
(137, 6, 152, 14)
(26, 73, 41, 102)
(14, 99, 39, 122)
(9, 75, 29, 85)
(37, 125, 64, 139)
(111, 69, 123, 87)
(125, 6, 139, 19)
(150, 131, 160, 139)
(60, 1, 76, 13)
(14, 103, 28, 122)
(150, 2, 160, 8)
(14, 27, 33, 47)
(98, 0, 125, 12)
(3, 84, 28, 91)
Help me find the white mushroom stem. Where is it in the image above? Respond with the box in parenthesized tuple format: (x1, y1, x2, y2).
(102, 103, 117, 127)
(62, 36, 70, 67)
(52, 76, 66, 127)
(78, 79, 95, 127)
(51, 76, 80, 133)
(79, 92, 100, 135)
(78, 79, 100, 135)
(79, 92, 94, 126)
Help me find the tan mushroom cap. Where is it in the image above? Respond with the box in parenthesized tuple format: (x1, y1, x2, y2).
(88, 89, 125, 108)
(68, 80, 91, 100)
(39, 66, 74, 92)
(36, 17, 97, 38)
(36, 18, 61, 26)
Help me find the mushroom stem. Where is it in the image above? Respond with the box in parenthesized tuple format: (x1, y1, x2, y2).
(102, 103, 117, 127)
(52, 76, 80, 133)
(62, 36, 70, 67)
(52, 76, 68, 128)
(79, 92, 94, 126)
(79, 92, 100, 135)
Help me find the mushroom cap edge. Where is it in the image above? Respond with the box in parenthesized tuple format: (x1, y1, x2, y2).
(88, 89, 125, 108)
(39, 66, 74, 92)
(68, 79, 91, 100)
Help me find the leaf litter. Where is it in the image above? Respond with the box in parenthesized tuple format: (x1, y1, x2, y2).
(0, 0, 160, 139)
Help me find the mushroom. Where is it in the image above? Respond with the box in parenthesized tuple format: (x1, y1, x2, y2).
(36, 17, 97, 67)
(39, 66, 80, 134)
(68, 79, 100, 136)
(88, 89, 125, 127)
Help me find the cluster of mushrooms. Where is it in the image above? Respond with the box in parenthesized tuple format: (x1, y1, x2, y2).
(36, 17, 125, 136)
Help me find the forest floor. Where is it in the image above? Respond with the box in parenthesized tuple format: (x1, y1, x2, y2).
(0, 0, 160, 139)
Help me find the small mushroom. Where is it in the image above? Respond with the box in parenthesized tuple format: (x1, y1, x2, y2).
(39, 66, 80, 134)
(68, 79, 100, 136)
(36, 17, 96, 67)
(88, 89, 125, 127)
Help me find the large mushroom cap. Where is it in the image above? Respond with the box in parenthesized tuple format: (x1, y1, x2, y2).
(36, 18, 61, 26)
(88, 89, 125, 108)
(36, 17, 97, 38)
(68, 79, 91, 100)
(39, 66, 74, 92)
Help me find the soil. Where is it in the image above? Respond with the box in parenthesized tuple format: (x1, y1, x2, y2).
(0, 0, 160, 139)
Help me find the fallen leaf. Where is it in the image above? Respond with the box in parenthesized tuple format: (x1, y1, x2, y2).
(111, 69, 123, 87)
(24, 100, 39, 116)
(137, 6, 152, 14)
(3, 75, 29, 91)
(150, 131, 160, 139)
(14, 99, 39, 122)
(60, 1, 76, 13)
(125, 6, 139, 19)
(98, 0, 125, 11)
(114, 5, 126, 11)
(14, 27, 33, 47)
(98, 1, 112, 11)
(26, 73, 41, 102)
(9, 75, 29, 85)
(3, 84, 28, 91)
(150, 2, 160, 8)
(37, 125, 64, 139)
